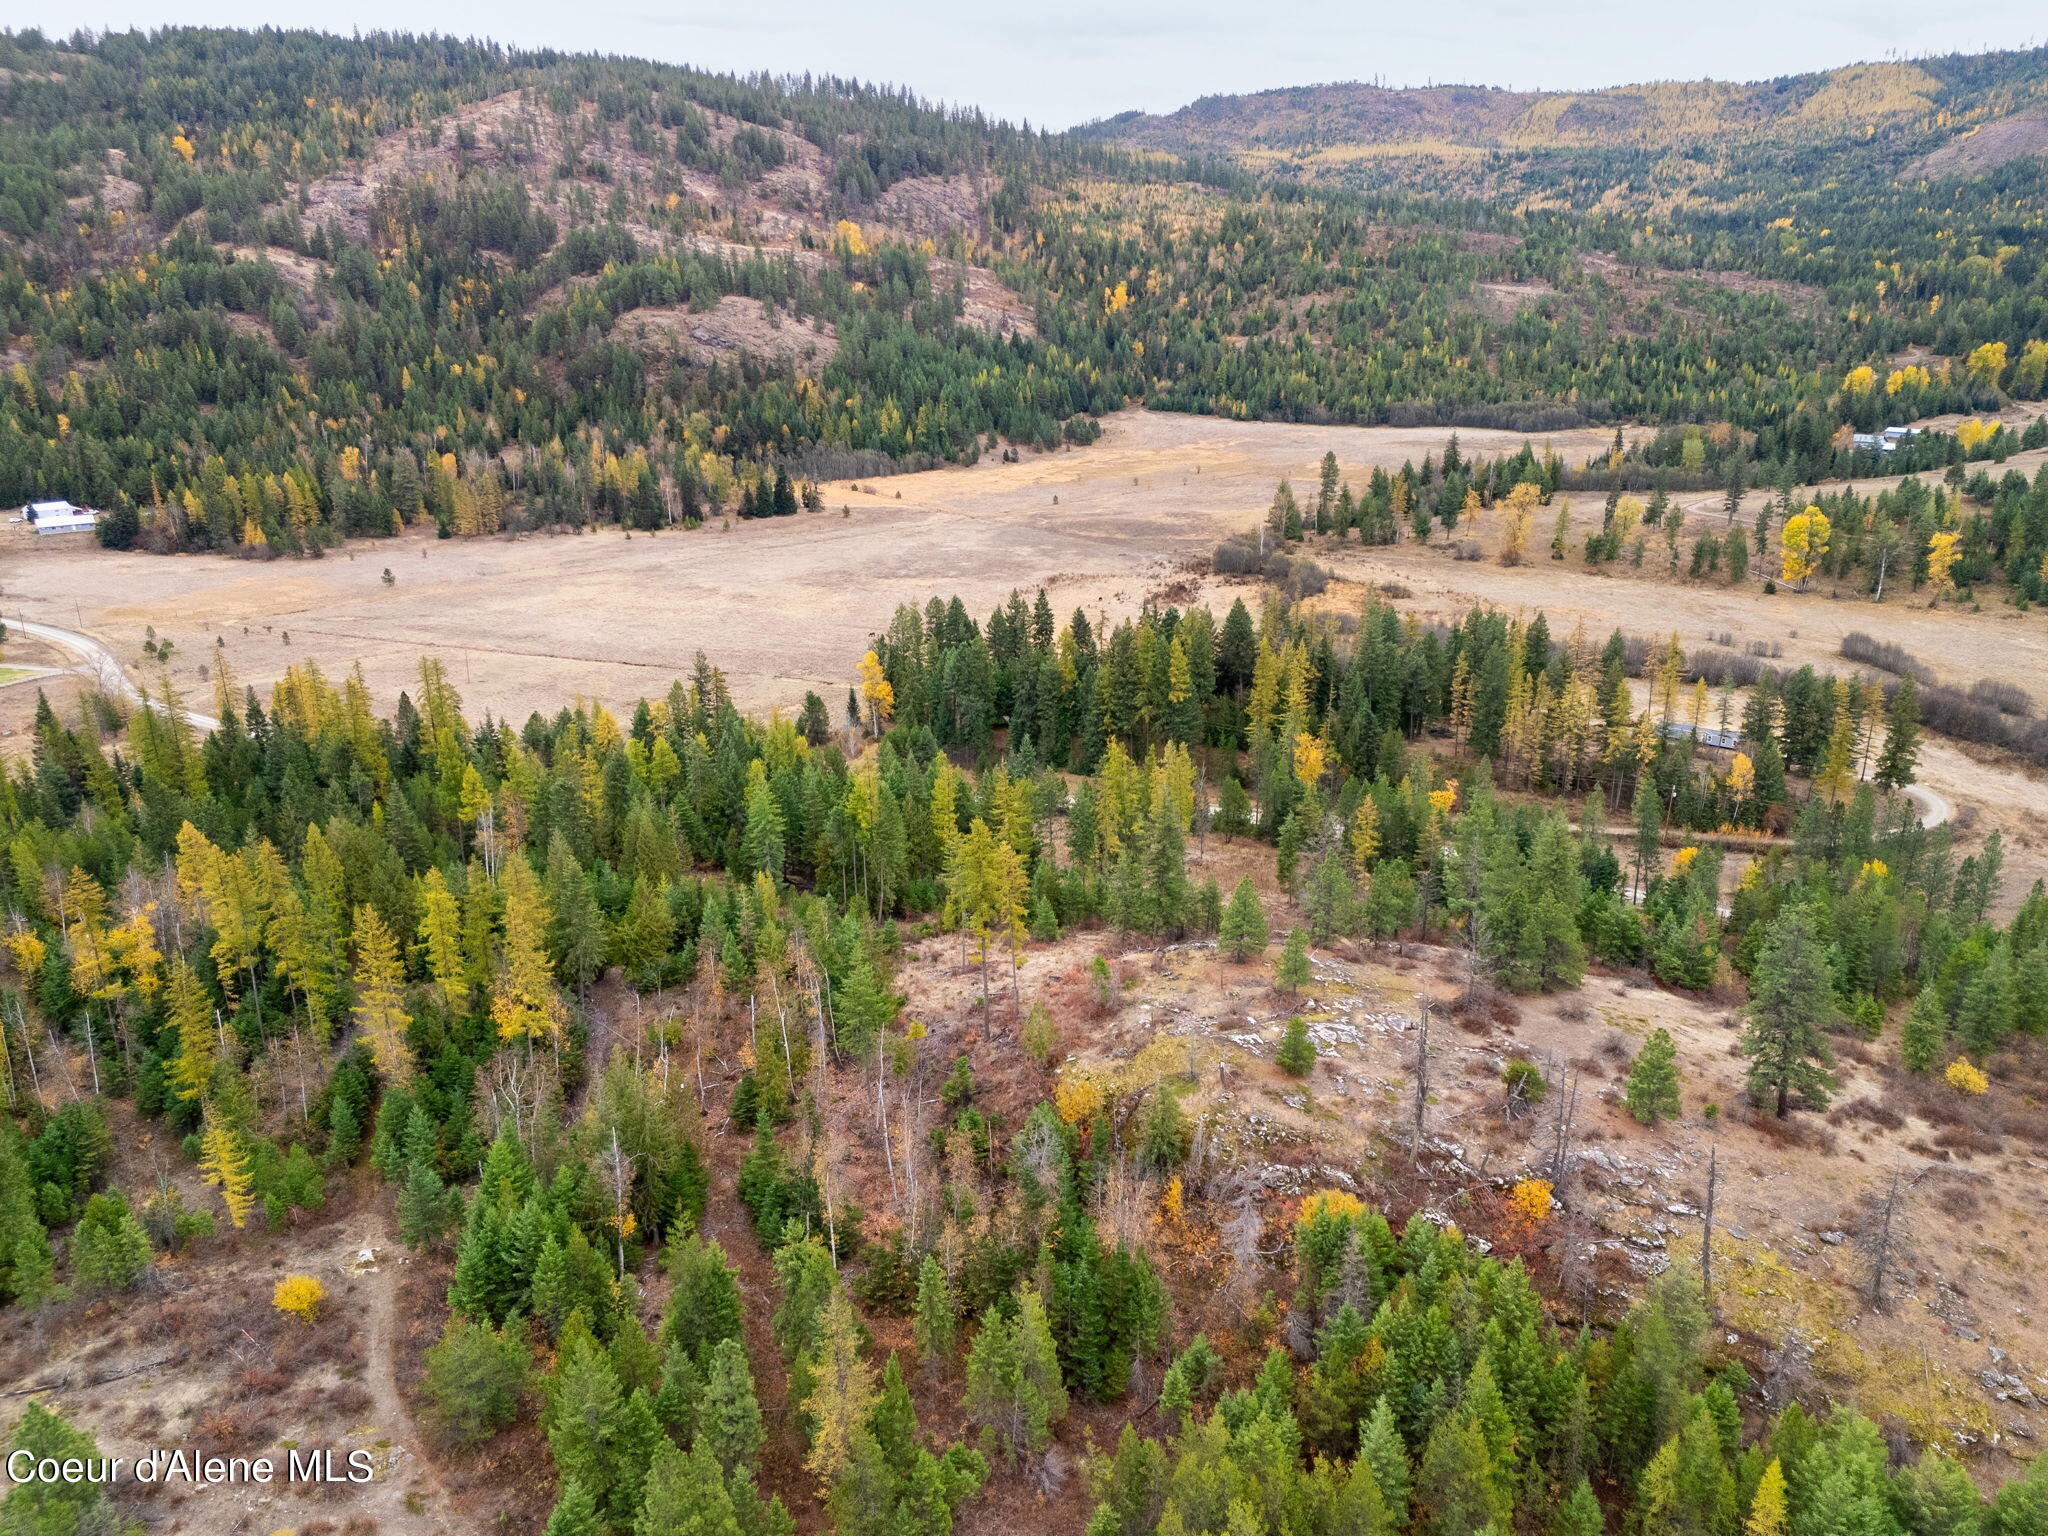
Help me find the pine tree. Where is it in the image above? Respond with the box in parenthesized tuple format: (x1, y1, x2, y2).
(662, 1235, 744, 1365)
(1957, 944, 2018, 1058)
(636, 1439, 743, 1536)
(423, 1315, 530, 1444)
(398, 1159, 459, 1251)
(493, 857, 565, 1047)
(1274, 927, 1313, 994)
(1740, 906, 1839, 1116)
(1875, 678, 1920, 791)
(0, 1124, 54, 1307)
(416, 868, 470, 1014)
(165, 956, 215, 1102)
(915, 1254, 956, 1375)
(70, 1192, 153, 1291)
(1556, 1477, 1603, 1536)
(1218, 877, 1269, 962)
(1900, 990, 1947, 1074)
(545, 1333, 629, 1518)
(1277, 1016, 1317, 1077)
(542, 1480, 605, 1536)
(1745, 1457, 1789, 1536)
(699, 1336, 765, 1473)
(1625, 1028, 1682, 1125)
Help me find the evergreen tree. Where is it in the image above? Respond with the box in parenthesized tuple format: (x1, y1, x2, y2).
(0, 1124, 54, 1308)
(423, 1315, 530, 1443)
(1740, 906, 1839, 1116)
(914, 1254, 956, 1375)
(1218, 878, 1269, 962)
(1875, 678, 1920, 792)
(1274, 927, 1313, 994)
(1900, 990, 1948, 1074)
(699, 1337, 765, 1473)
(1277, 1016, 1317, 1077)
(1625, 1028, 1682, 1125)
(543, 1480, 605, 1536)
(70, 1192, 153, 1292)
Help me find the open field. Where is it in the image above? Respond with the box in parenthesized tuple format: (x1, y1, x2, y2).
(0, 411, 1630, 728)
(10, 407, 2047, 892)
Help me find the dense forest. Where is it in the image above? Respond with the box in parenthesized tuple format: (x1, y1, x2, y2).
(6, 30, 2048, 554)
(5, 585, 2047, 1532)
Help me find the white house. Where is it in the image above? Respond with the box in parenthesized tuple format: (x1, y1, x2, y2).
(23, 500, 99, 535)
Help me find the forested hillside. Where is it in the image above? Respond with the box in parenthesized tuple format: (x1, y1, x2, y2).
(7, 29, 2048, 558)
(6, 582, 2048, 1533)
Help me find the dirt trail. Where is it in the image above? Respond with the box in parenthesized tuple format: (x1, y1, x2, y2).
(342, 1215, 463, 1535)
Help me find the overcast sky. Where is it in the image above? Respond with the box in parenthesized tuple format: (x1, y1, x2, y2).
(19, 0, 2047, 129)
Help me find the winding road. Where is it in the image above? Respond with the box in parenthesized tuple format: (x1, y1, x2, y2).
(7, 615, 220, 731)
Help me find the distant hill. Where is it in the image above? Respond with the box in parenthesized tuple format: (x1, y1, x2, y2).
(1082, 50, 2048, 194)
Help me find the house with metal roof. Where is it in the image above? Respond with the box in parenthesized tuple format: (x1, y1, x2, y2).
(23, 500, 100, 535)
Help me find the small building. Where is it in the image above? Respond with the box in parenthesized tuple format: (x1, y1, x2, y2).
(1660, 721, 1743, 752)
(24, 500, 99, 535)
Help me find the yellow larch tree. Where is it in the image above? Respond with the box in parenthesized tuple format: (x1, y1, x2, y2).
(1924, 529, 1961, 601)
(166, 956, 217, 1102)
(491, 859, 564, 1049)
(350, 905, 414, 1085)
(199, 1109, 255, 1229)
(417, 867, 469, 1012)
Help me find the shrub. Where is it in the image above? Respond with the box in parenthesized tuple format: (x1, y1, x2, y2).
(273, 1274, 326, 1324)
(1968, 678, 2034, 717)
(1839, 632, 1933, 683)
(1945, 1059, 1989, 1096)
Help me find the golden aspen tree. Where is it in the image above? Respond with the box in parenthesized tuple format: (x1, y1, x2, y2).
(351, 905, 414, 1085)
(199, 1110, 255, 1229)
(1780, 508, 1830, 589)
(857, 650, 894, 735)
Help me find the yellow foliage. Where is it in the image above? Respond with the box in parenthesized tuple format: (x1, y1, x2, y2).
(858, 650, 894, 731)
(1671, 846, 1699, 875)
(1054, 1075, 1105, 1125)
(1296, 1189, 1366, 1225)
(1965, 341, 2008, 387)
(834, 219, 869, 257)
(273, 1274, 326, 1323)
(1506, 1178, 1554, 1226)
(1292, 731, 1327, 790)
(1781, 508, 1831, 588)
(1841, 365, 1877, 395)
(1956, 418, 1998, 452)
(1925, 530, 1961, 599)
(1945, 1059, 1989, 1095)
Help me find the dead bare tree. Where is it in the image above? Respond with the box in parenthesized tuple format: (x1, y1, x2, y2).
(1860, 1162, 1909, 1312)
(1701, 1146, 1718, 1311)
(1411, 1004, 1432, 1167)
